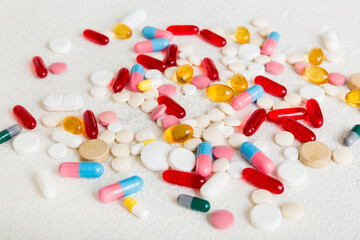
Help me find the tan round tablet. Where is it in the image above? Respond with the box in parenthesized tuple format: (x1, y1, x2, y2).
(111, 143, 130, 157)
(332, 148, 353, 165)
(78, 139, 109, 163)
(299, 141, 331, 168)
(111, 156, 131, 172)
(281, 202, 304, 220)
(349, 73, 360, 90)
(97, 130, 115, 144)
(251, 189, 273, 205)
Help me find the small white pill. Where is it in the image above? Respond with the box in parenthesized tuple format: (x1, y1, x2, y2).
(98, 130, 115, 144)
(111, 143, 130, 157)
(273, 101, 291, 110)
(145, 69, 161, 79)
(177, 59, 191, 66)
(238, 44, 260, 61)
(228, 133, 248, 148)
(212, 158, 229, 172)
(41, 114, 60, 128)
(270, 52, 286, 64)
(192, 128, 204, 138)
(222, 46, 237, 56)
(183, 138, 202, 151)
(251, 18, 268, 28)
(107, 122, 123, 132)
(248, 62, 265, 76)
(112, 157, 131, 172)
(141, 141, 171, 171)
(36, 170, 57, 199)
(115, 130, 134, 144)
(48, 38, 71, 53)
(164, 66, 177, 80)
(239, 70, 253, 81)
(227, 161, 247, 179)
(182, 84, 196, 95)
(207, 108, 225, 122)
(325, 52, 341, 63)
(257, 27, 274, 38)
(222, 126, 234, 138)
(277, 162, 306, 187)
(208, 121, 225, 131)
(299, 85, 325, 103)
(52, 129, 82, 148)
(178, 52, 190, 59)
(323, 30, 339, 52)
(254, 55, 270, 64)
(200, 172, 230, 200)
(202, 127, 223, 143)
(196, 115, 211, 128)
(178, 43, 193, 53)
(135, 129, 155, 142)
(168, 147, 196, 172)
(228, 62, 246, 74)
(219, 70, 233, 81)
(130, 143, 144, 156)
(251, 189, 273, 205)
(128, 93, 145, 107)
(286, 53, 305, 65)
(90, 86, 107, 98)
(187, 55, 202, 66)
(42, 94, 84, 112)
(48, 143, 67, 159)
(253, 139, 268, 152)
(181, 118, 197, 128)
(250, 204, 282, 231)
(283, 147, 299, 161)
(224, 117, 241, 127)
(284, 93, 302, 106)
(219, 103, 235, 116)
(112, 92, 130, 103)
(249, 35, 264, 47)
(221, 56, 236, 66)
(332, 148, 353, 165)
(90, 70, 114, 87)
(141, 99, 158, 113)
(256, 96, 274, 110)
(275, 131, 294, 147)
(281, 202, 304, 220)
(321, 83, 338, 97)
(143, 88, 159, 99)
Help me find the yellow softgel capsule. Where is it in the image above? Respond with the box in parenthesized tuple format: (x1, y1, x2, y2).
(234, 26, 250, 44)
(176, 64, 193, 84)
(63, 115, 84, 135)
(113, 23, 132, 39)
(206, 84, 235, 102)
(308, 47, 324, 65)
(164, 124, 193, 143)
(345, 90, 360, 108)
(228, 74, 248, 94)
(304, 66, 329, 85)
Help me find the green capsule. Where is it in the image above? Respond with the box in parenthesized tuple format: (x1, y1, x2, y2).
(177, 194, 210, 212)
(0, 124, 21, 144)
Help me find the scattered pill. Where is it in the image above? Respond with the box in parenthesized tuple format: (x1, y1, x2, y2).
(210, 210, 234, 230)
(265, 61, 284, 75)
(48, 143, 67, 159)
(275, 131, 294, 147)
(13, 105, 37, 130)
(49, 62, 67, 74)
(227, 161, 247, 179)
(323, 30, 339, 52)
(111, 143, 130, 157)
(90, 86, 107, 98)
(162, 115, 180, 130)
(200, 172, 230, 200)
(13, 132, 40, 155)
(222, 46, 238, 56)
(261, 31, 279, 55)
(52, 129, 83, 148)
(43, 94, 84, 111)
(231, 85, 264, 110)
(112, 156, 131, 172)
(124, 197, 150, 219)
(281, 202, 304, 220)
(212, 158, 229, 172)
(344, 124, 360, 147)
(256, 96, 274, 110)
(183, 138, 202, 151)
(182, 84, 196, 95)
(277, 162, 307, 186)
(32, 56, 48, 78)
(141, 141, 171, 171)
(299, 85, 325, 103)
(283, 147, 299, 161)
(300, 141, 331, 168)
(304, 66, 329, 85)
(332, 148, 353, 165)
(328, 72, 346, 86)
(187, 55, 202, 66)
(254, 55, 271, 64)
(163, 169, 205, 188)
(228, 62, 245, 74)
(250, 204, 282, 231)
(0, 124, 21, 144)
(238, 44, 260, 61)
(228, 133, 248, 148)
(112, 92, 130, 103)
(177, 194, 210, 212)
(243, 108, 266, 136)
(240, 142, 275, 174)
(48, 38, 71, 53)
(169, 147, 196, 172)
(78, 139, 109, 162)
(251, 189, 273, 205)
(251, 18, 268, 28)
(59, 162, 104, 178)
(284, 93, 302, 106)
(36, 170, 57, 199)
(98, 130, 116, 144)
(41, 114, 60, 128)
(128, 93, 145, 107)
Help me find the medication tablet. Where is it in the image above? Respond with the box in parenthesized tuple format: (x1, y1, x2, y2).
(329, 72, 346, 86)
(168, 147, 196, 172)
(36, 170, 57, 199)
(192, 75, 210, 89)
(207, 108, 225, 122)
(248, 63, 265, 76)
(52, 129, 83, 148)
(281, 202, 304, 220)
(275, 131, 294, 147)
(224, 117, 241, 127)
(78, 139, 109, 162)
(177, 59, 191, 66)
(107, 122, 122, 132)
(143, 88, 159, 99)
(221, 56, 236, 66)
(210, 210, 234, 230)
(227, 161, 247, 179)
(349, 73, 360, 90)
(184, 138, 202, 151)
(222, 126, 234, 138)
(112, 92, 130, 103)
(150, 104, 167, 120)
(277, 162, 306, 186)
(214, 145, 234, 160)
(250, 204, 282, 231)
(238, 44, 260, 61)
(13, 132, 40, 155)
(145, 69, 161, 79)
(187, 55, 202, 66)
(208, 121, 225, 130)
(182, 84, 196, 96)
(49, 62, 67, 74)
(98, 130, 115, 144)
(43, 94, 84, 112)
(332, 148, 353, 165)
(202, 128, 223, 144)
(128, 93, 145, 107)
(196, 115, 211, 128)
(99, 111, 117, 126)
(162, 115, 180, 130)
(115, 130, 134, 143)
(229, 133, 248, 148)
(265, 61, 284, 75)
(222, 46, 237, 57)
(178, 43, 194, 53)
(156, 115, 166, 127)
(256, 96, 274, 110)
(178, 52, 190, 59)
(219, 103, 235, 116)
(158, 84, 177, 96)
(219, 70, 233, 81)
(200, 172, 230, 200)
(254, 55, 270, 65)
(111, 143, 130, 157)
(164, 66, 177, 80)
(48, 143, 67, 159)
(251, 18, 268, 28)
(286, 53, 304, 65)
(90, 70, 114, 87)
(284, 93, 302, 106)
(253, 139, 268, 152)
(299, 85, 325, 103)
(251, 189, 273, 205)
(48, 38, 71, 53)
(228, 62, 246, 74)
(181, 118, 197, 128)
(141, 141, 171, 171)
(300, 141, 331, 168)
(212, 158, 229, 172)
(321, 83, 338, 97)
(283, 147, 299, 161)
(90, 86, 107, 98)
(270, 52, 286, 64)
(111, 156, 131, 172)
(294, 61, 311, 74)
(257, 27, 274, 38)
(135, 129, 155, 142)
(272, 101, 291, 110)
(325, 52, 341, 63)
(41, 114, 60, 128)
(250, 35, 264, 47)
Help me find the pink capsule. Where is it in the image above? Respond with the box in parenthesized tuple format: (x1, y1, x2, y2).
(134, 38, 170, 53)
(196, 154, 212, 178)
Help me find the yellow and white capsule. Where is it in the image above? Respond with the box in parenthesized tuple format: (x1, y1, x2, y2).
(123, 197, 149, 219)
(138, 79, 162, 91)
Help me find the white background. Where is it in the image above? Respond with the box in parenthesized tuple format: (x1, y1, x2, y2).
(1, 0, 360, 239)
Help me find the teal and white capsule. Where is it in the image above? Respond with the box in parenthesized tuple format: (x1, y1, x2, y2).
(142, 26, 173, 41)
(0, 124, 21, 144)
(134, 38, 170, 53)
(58, 162, 104, 178)
(177, 194, 210, 212)
(344, 124, 360, 147)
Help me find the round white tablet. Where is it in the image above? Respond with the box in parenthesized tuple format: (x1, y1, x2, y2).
(228, 133, 248, 148)
(212, 158, 229, 172)
(256, 96, 274, 110)
(207, 108, 225, 122)
(182, 84, 196, 96)
(90, 70, 114, 87)
(277, 162, 307, 187)
(112, 92, 130, 103)
(208, 121, 225, 130)
(107, 122, 122, 132)
(248, 63, 265, 76)
(253, 139, 268, 152)
(196, 115, 211, 128)
(283, 147, 299, 161)
(111, 143, 130, 157)
(321, 83, 338, 97)
(238, 44, 260, 61)
(141, 141, 172, 171)
(299, 85, 325, 103)
(219, 70, 233, 81)
(156, 115, 166, 127)
(183, 138, 202, 151)
(284, 93, 302, 106)
(254, 55, 270, 65)
(281, 202, 304, 220)
(145, 69, 161, 79)
(143, 88, 159, 99)
(41, 114, 60, 128)
(227, 161, 247, 179)
(48, 143, 67, 159)
(222, 126, 234, 138)
(228, 62, 245, 74)
(168, 148, 196, 172)
(13, 132, 40, 155)
(272, 101, 291, 110)
(224, 117, 242, 127)
(181, 118, 197, 128)
(202, 128, 223, 143)
(128, 93, 145, 107)
(250, 204, 282, 231)
(135, 129, 155, 142)
(89, 86, 107, 98)
(221, 56, 236, 66)
(111, 156, 131, 172)
(275, 131, 294, 147)
(251, 18, 268, 28)
(222, 46, 237, 57)
(48, 38, 71, 53)
(164, 66, 177, 80)
(332, 148, 353, 165)
(251, 189, 273, 205)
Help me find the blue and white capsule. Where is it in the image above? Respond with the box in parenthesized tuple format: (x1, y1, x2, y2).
(135, 38, 170, 53)
(59, 162, 104, 178)
(142, 26, 173, 41)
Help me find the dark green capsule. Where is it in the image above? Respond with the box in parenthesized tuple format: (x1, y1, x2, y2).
(177, 194, 210, 212)
(0, 124, 21, 144)
(344, 124, 360, 147)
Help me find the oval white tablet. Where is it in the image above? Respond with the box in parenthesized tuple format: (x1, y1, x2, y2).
(222, 126, 234, 138)
(135, 129, 155, 142)
(130, 143, 144, 156)
(222, 46, 237, 57)
(228, 133, 248, 148)
(219, 103, 235, 116)
(48, 143, 67, 159)
(182, 84, 196, 96)
(228, 62, 245, 74)
(145, 69, 161, 79)
(256, 96, 274, 110)
(221, 56, 236, 66)
(321, 83, 338, 97)
(277, 162, 306, 187)
(224, 117, 241, 127)
(187, 55, 202, 66)
(107, 122, 123, 132)
(141, 141, 171, 171)
(181, 118, 197, 128)
(196, 115, 210, 128)
(227, 161, 247, 179)
(13, 132, 40, 155)
(89, 86, 107, 98)
(51, 129, 83, 148)
(250, 204, 282, 231)
(248, 63, 265, 76)
(275, 131, 294, 147)
(168, 147, 196, 172)
(251, 189, 273, 205)
(207, 108, 225, 122)
(183, 138, 202, 151)
(212, 158, 229, 172)
(90, 70, 114, 87)
(112, 92, 130, 103)
(48, 38, 71, 53)
(299, 85, 325, 103)
(283, 147, 299, 161)
(238, 44, 260, 61)
(36, 170, 57, 199)
(43, 94, 84, 112)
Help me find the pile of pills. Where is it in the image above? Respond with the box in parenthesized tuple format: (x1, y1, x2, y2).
(2, 9, 359, 231)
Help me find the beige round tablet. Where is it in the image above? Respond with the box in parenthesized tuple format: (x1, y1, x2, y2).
(254, 55, 270, 65)
(251, 189, 273, 205)
(207, 108, 225, 122)
(275, 131, 294, 147)
(196, 114, 210, 128)
(111, 156, 131, 172)
(212, 158, 229, 172)
(281, 202, 304, 220)
(115, 130, 134, 143)
(111, 143, 130, 157)
(128, 93, 145, 107)
(141, 99, 158, 113)
(300, 141, 331, 168)
(41, 114, 60, 128)
(321, 83, 338, 97)
(256, 96, 274, 110)
(183, 138, 202, 151)
(229, 133, 248, 148)
(284, 93, 302, 106)
(135, 129, 155, 142)
(78, 139, 109, 163)
(112, 92, 130, 103)
(273, 101, 291, 110)
(97, 130, 115, 144)
(332, 148, 353, 165)
(349, 73, 360, 90)
(143, 88, 159, 99)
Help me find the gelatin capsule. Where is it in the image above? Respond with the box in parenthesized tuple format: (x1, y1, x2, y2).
(128, 64, 145, 92)
(137, 54, 167, 72)
(162, 169, 206, 188)
(166, 44, 178, 67)
(123, 197, 150, 219)
(196, 142, 213, 178)
(113, 23, 132, 39)
(83, 110, 98, 139)
(98, 176, 143, 203)
(344, 124, 360, 147)
(113, 67, 130, 93)
(200, 172, 229, 200)
(62, 115, 84, 135)
(138, 78, 162, 91)
(267, 108, 308, 123)
(304, 66, 329, 85)
(142, 26, 173, 41)
(231, 85, 264, 111)
(177, 194, 210, 212)
(202, 57, 219, 80)
(83, 29, 109, 45)
(0, 124, 21, 144)
(58, 162, 104, 178)
(228, 74, 248, 94)
(32, 56, 48, 78)
(240, 141, 275, 174)
(261, 31, 280, 56)
(282, 118, 316, 142)
(234, 26, 250, 44)
(13, 105, 37, 130)
(254, 75, 287, 97)
(206, 84, 235, 102)
(306, 98, 323, 128)
(164, 123, 193, 143)
(134, 38, 170, 53)
(176, 64, 193, 84)
(166, 25, 199, 35)
(200, 29, 227, 47)
(157, 95, 186, 118)
(242, 168, 284, 194)
(308, 47, 324, 65)
(243, 108, 266, 136)
(345, 89, 360, 108)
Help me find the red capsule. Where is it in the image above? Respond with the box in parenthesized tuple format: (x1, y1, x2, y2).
(166, 25, 199, 35)
(158, 95, 186, 119)
(165, 44, 178, 67)
(83, 29, 109, 45)
(267, 108, 308, 123)
(83, 110, 98, 139)
(202, 57, 219, 81)
(243, 108, 266, 136)
(32, 56, 47, 78)
(282, 117, 316, 142)
(254, 75, 287, 97)
(242, 168, 284, 194)
(199, 29, 226, 47)
(12, 105, 37, 130)
(137, 54, 167, 72)
(306, 98, 323, 128)
(112, 67, 129, 93)
(162, 170, 206, 188)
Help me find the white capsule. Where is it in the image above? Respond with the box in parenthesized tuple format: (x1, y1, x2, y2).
(42, 94, 84, 112)
(36, 170, 57, 199)
(200, 172, 230, 200)
(122, 9, 147, 29)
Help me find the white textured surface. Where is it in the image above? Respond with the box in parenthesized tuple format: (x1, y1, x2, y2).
(1, 0, 360, 239)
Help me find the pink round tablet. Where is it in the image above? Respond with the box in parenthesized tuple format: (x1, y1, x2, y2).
(98, 111, 117, 126)
(210, 209, 234, 230)
(158, 84, 177, 96)
(294, 62, 311, 74)
(192, 75, 210, 89)
(265, 61, 284, 75)
(162, 115, 180, 130)
(329, 72, 346, 86)
(213, 145, 234, 160)
(49, 62, 67, 74)
(150, 104, 167, 120)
